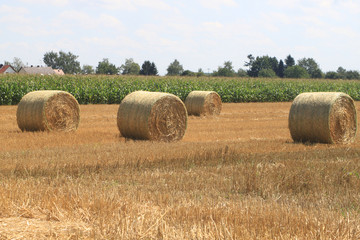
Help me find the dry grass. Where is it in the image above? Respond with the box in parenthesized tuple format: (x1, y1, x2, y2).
(1, 102, 360, 239)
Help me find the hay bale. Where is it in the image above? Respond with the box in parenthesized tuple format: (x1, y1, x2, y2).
(16, 90, 80, 132)
(184, 91, 222, 116)
(288, 92, 357, 144)
(117, 91, 187, 141)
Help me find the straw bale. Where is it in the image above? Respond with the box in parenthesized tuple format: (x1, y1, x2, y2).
(288, 92, 357, 144)
(16, 90, 80, 132)
(185, 91, 222, 116)
(117, 91, 187, 141)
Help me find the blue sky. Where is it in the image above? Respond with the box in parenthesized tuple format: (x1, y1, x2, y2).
(1, 0, 359, 75)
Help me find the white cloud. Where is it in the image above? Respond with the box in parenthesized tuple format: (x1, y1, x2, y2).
(0, 6, 55, 37)
(330, 27, 360, 39)
(84, 36, 141, 49)
(135, 24, 192, 56)
(135, 0, 172, 10)
(340, 0, 360, 13)
(98, 0, 136, 10)
(98, 0, 172, 11)
(136, 26, 177, 48)
(58, 10, 92, 28)
(0, 5, 28, 15)
(98, 14, 124, 29)
(296, 15, 324, 26)
(202, 21, 224, 31)
(19, 0, 69, 6)
(305, 27, 328, 39)
(57, 11, 124, 31)
(266, 0, 301, 8)
(198, 0, 237, 9)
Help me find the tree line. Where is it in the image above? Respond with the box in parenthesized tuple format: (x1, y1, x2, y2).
(2, 51, 360, 80)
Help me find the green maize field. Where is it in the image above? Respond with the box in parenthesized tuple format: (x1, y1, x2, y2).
(1, 74, 360, 105)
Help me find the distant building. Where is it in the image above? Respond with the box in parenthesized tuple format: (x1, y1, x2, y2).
(0, 64, 17, 74)
(18, 66, 56, 75)
(54, 69, 65, 75)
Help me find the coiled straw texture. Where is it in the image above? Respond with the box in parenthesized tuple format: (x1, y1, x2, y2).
(117, 91, 188, 141)
(185, 91, 222, 116)
(289, 92, 357, 144)
(16, 90, 80, 132)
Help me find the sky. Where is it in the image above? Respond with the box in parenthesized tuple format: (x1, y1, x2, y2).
(1, 0, 360, 75)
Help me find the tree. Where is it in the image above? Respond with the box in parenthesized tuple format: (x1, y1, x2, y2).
(81, 65, 94, 75)
(43, 51, 58, 68)
(96, 58, 119, 75)
(337, 67, 347, 79)
(120, 58, 140, 75)
(277, 60, 285, 78)
(140, 61, 158, 75)
(196, 68, 205, 77)
(213, 61, 236, 77)
(11, 57, 24, 72)
(181, 70, 196, 76)
(43, 51, 81, 74)
(297, 58, 322, 78)
(245, 55, 278, 77)
(244, 54, 255, 68)
(345, 70, 360, 80)
(284, 65, 310, 78)
(284, 55, 295, 68)
(325, 71, 339, 79)
(259, 69, 277, 78)
(237, 68, 248, 77)
(311, 68, 324, 79)
(166, 59, 184, 76)
(330, 67, 360, 80)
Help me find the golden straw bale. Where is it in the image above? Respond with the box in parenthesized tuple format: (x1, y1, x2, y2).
(16, 90, 80, 132)
(184, 91, 222, 116)
(289, 92, 357, 144)
(117, 91, 188, 141)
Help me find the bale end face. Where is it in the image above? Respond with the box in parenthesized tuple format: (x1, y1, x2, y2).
(329, 95, 357, 143)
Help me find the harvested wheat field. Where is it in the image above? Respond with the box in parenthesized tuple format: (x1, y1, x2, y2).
(1, 102, 360, 239)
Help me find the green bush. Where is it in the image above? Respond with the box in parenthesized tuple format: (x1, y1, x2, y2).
(284, 66, 310, 79)
(258, 69, 277, 78)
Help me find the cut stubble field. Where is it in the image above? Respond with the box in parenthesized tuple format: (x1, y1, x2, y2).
(1, 102, 360, 239)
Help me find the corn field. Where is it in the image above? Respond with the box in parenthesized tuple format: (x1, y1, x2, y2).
(1, 74, 360, 105)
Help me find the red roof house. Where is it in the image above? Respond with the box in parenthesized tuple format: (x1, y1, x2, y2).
(0, 65, 17, 74)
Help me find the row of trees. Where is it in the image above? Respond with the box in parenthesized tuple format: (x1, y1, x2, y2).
(214, 55, 360, 80)
(3, 51, 360, 80)
(43, 51, 158, 76)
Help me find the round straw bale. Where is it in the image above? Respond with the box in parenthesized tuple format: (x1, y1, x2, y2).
(184, 91, 222, 116)
(288, 92, 357, 144)
(17, 90, 80, 132)
(117, 91, 188, 141)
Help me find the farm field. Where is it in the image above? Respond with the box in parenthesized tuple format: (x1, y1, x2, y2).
(2, 75, 360, 105)
(1, 102, 360, 239)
